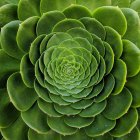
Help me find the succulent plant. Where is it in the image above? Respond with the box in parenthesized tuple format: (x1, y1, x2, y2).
(0, 0, 140, 140)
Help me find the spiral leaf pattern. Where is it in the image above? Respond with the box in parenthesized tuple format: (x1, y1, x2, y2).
(0, 0, 140, 140)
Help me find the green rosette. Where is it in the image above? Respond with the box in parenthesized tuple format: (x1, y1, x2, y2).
(0, 0, 140, 140)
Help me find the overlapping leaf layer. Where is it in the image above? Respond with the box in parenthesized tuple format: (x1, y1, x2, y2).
(0, 0, 140, 140)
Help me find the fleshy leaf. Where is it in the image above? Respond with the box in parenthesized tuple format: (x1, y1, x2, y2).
(17, 16, 39, 52)
(110, 108, 138, 137)
(105, 26, 123, 58)
(28, 129, 61, 140)
(0, 89, 19, 128)
(54, 104, 81, 115)
(1, 116, 28, 140)
(20, 54, 35, 88)
(64, 115, 94, 129)
(52, 19, 85, 32)
(115, 127, 140, 140)
(37, 11, 66, 35)
(18, 0, 40, 21)
(79, 100, 106, 117)
(94, 74, 115, 102)
(38, 99, 62, 117)
(112, 0, 130, 7)
(47, 117, 77, 135)
(7, 72, 37, 111)
(93, 6, 127, 36)
(1, 20, 24, 59)
(0, 4, 18, 28)
(126, 72, 140, 107)
(0, 50, 20, 88)
(121, 40, 140, 77)
(76, 0, 111, 11)
(21, 103, 50, 133)
(111, 59, 127, 95)
(103, 87, 132, 120)
(80, 17, 106, 40)
(85, 114, 116, 137)
(63, 5, 92, 19)
(29, 35, 45, 65)
(40, 0, 76, 14)
(61, 129, 92, 140)
(122, 8, 140, 49)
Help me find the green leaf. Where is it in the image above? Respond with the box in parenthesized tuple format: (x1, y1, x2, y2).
(122, 8, 140, 49)
(112, 0, 130, 7)
(0, 50, 20, 88)
(17, 16, 39, 52)
(47, 33, 72, 49)
(126, 72, 140, 107)
(29, 35, 45, 65)
(1, 116, 28, 140)
(103, 42, 114, 75)
(1, 20, 24, 59)
(103, 87, 132, 120)
(94, 133, 113, 140)
(80, 17, 106, 40)
(85, 80, 104, 99)
(74, 37, 92, 52)
(7, 72, 37, 111)
(121, 40, 140, 77)
(93, 6, 127, 36)
(115, 127, 140, 140)
(85, 114, 116, 137)
(67, 27, 93, 43)
(105, 26, 123, 58)
(22, 103, 50, 134)
(18, 0, 40, 21)
(0, 4, 18, 28)
(4, 0, 19, 5)
(38, 99, 62, 117)
(111, 59, 127, 95)
(76, 0, 111, 12)
(110, 108, 138, 137)
(64, 115, 94, 129)
(63, 5, 92, 19)
(92, 34, 105, 57)
(131, 0, 140, 16)
(28, 129, 61, 140)
(96, 56, 106, 84)
(47, 117, 77, 135)
(61, 129, 92, 140)
(20, 54, 35, 88)
(71, 99, 93, 110)
(94, 74, 115, 102)
(52, 19, 85, 32)
(37, 11, 66, 35)
(79, 100, 106, 117)
(34, 79, 52, 103)
(49, 93, 70, 106)
(0, 89, 19, 128)
(40, 0, 76, 14)
(54, 104, 81, 115)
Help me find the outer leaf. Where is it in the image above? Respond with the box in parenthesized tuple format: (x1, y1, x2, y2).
(0, 4, 17, 28)
(0, 50, 19, 88)
(93, 6, 127, 36)
(18, 0, 40, 21)
(110, 108, 138, 137)
(21, 103, 50, 134)
(28, 129, 61, 140)
(7, 72, 37, 111)
(1, 20, 24, 59)
(1, 116, 28, 140)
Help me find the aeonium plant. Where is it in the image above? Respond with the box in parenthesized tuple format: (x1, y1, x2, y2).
(0, 0, 140, 140)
